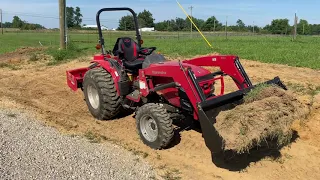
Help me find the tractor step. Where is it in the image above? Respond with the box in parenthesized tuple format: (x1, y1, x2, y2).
(126, 90, 140, 102)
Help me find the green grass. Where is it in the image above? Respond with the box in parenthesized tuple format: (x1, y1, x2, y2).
(46, 42, 86, 65)
(0, 31, 320, 69)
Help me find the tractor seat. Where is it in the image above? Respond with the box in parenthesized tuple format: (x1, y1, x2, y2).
(123, 59, 144, 70)
(112, 37, 144, 71)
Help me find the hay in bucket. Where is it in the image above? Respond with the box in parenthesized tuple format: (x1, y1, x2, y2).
(214, 85, 308, 154)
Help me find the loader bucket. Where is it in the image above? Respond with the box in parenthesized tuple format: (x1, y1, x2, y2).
(197, 77, 287, 153)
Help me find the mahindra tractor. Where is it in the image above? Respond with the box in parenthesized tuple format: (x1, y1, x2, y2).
(66, 8, 286, 153)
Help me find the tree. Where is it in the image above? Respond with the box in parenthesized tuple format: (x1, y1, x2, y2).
(185, 16, 205, 31)
(11, 16, 44, 30)
(66, 7, 75, 28)
(175, 18, 186, 31)
(236, 19, 245, 31)
(12, 16, 23, 28)
(3, 22, 13, 28)
(155, 21, 168, 31)
(266, 19, 290, 34)
(246, 25, 260, 33)
(118, 15, 135, 30)
(74, 7, 83, 28)
(310, 24, 320, 35)
(297, 19, 310, 35)
(202, 16, 222, 31)
(138, 10, 154, 27)
(66, 6, 83, 28)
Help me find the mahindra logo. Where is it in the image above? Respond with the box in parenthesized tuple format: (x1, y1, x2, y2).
(124, 39, 130, 43)
(152, 71, 166, 75)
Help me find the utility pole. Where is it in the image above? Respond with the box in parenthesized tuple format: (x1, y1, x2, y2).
(59, 0, 66, 49)
(64, 0, 68, 47)
(213, 19, 216, 32)
(0, 9, 3, 35)
(253, 21, 255, 34)
(188, 6, 193, 38)
(303, 24, 305, 35)
(293, 12, 298, 40)
(225, 16, 228, 39)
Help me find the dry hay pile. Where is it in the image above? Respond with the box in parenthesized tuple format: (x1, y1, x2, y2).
(214, 85, 308, 154)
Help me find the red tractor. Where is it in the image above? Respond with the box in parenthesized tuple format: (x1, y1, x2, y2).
(66, 8, 286, 153)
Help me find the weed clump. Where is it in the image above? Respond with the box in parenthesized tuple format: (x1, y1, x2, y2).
(214, 85, 308, 153)
(47, 42, 83, 65)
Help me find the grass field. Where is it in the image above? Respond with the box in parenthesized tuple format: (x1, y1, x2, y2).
(0, 31, 319, 69)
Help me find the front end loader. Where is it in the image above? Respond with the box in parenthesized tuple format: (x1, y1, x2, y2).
(66, 7, 287, 154)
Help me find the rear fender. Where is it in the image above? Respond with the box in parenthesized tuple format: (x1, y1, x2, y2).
(91, 59, 121, 95)
(66, 58, 121, 95)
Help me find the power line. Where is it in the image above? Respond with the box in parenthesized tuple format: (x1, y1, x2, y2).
(2, 12, 59, 19)
(2, 11, 119, 24)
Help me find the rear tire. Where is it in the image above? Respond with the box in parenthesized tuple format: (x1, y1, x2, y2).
(83, 67, 122, 120)
(136, 103, 174, 149)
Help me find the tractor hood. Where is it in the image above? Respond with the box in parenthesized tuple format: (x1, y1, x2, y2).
(149, 61, 212, 81)
(187, 64, 212, 80)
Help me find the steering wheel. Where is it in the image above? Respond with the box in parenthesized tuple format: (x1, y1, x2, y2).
(139, 47, 157, 56)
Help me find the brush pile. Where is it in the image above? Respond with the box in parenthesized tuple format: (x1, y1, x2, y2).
(214, 85, 308, 153)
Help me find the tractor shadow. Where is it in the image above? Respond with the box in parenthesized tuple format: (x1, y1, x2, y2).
(164, 119, 299, 171)
(210, 131, 299, 171)
(165, 116, 195, 149)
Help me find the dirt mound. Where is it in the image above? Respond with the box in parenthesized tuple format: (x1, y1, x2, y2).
(0, 47, 45, 63)
(215, 86, 308, 153)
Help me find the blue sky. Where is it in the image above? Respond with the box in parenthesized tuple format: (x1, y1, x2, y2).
(1, 0, 319, 28)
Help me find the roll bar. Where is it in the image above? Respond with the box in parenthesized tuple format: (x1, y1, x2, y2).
(96, 7, 142, 54)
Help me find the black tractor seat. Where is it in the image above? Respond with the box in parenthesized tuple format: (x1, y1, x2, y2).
(123, 58, 144, 70)
(112, 37, 144, 72)
(112, 37, 163, 72)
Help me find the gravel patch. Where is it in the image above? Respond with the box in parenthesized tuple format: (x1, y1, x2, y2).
(0, 109, 156, 180)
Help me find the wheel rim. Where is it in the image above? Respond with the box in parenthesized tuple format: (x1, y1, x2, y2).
(87, 84, 100, 109)
(140, 115, 158, 142)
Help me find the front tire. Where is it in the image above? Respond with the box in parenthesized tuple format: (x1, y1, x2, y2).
(83, 67, 122, 120)
(136, 103, 174, 149)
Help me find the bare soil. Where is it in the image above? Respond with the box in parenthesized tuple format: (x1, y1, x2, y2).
(0, 47, 46, 63)
(0, 54, 320, 180)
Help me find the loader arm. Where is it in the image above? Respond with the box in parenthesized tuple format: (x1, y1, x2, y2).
(183, 55, 253, 90)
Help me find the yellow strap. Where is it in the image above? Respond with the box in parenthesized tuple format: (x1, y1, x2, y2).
(176, 0, 213, 48)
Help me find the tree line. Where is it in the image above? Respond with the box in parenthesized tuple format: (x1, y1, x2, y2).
(2, 6, 83, 30)
(2, 7, 319, 35)
(118, 9, 320, 35)
(2, 16, 45, 30)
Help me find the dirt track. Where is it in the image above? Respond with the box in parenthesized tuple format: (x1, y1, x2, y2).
(0, 54, 320, 180)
